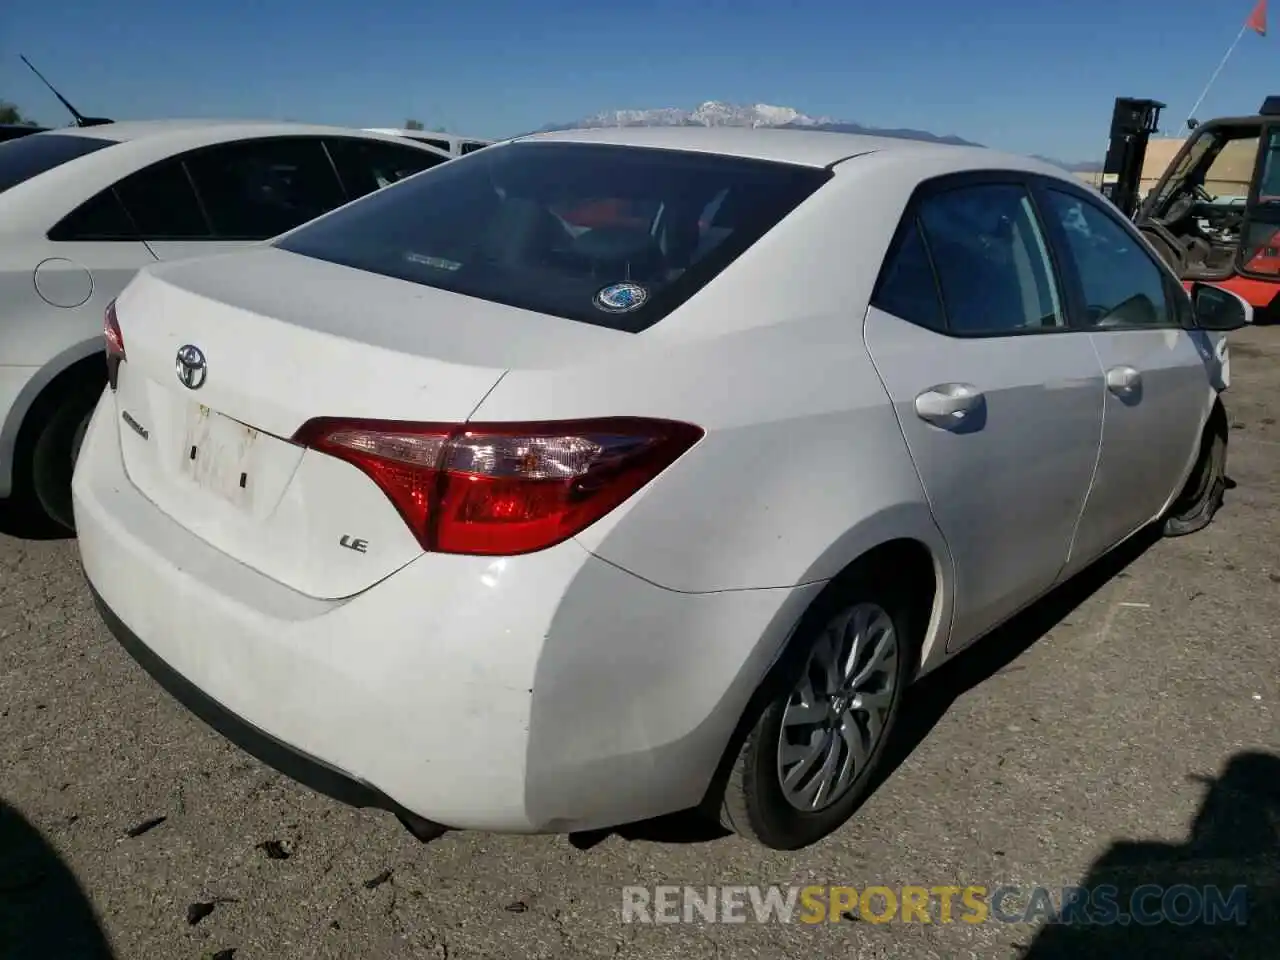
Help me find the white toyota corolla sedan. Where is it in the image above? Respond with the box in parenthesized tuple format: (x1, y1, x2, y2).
(72, 127, 1248, 851)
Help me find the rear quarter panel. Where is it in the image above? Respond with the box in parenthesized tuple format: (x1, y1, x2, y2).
(0, 236, 153, 492)
(470, 153, 956, 609)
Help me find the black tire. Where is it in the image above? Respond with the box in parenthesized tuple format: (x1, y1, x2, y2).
(1161, 418, 1227, 538)
(29, 383, 102, 532)
(712, 570, 921, 850)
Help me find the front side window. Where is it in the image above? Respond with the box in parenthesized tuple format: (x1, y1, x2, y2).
(916, 183, 1065, 334)
(185, 138, 346, 240)
(1041, 189, 1170, 328)
(275, 141, 831, 331)
(0, 133, 118, 194)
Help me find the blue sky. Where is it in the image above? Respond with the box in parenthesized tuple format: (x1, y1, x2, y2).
(1, 0, 1276, 162)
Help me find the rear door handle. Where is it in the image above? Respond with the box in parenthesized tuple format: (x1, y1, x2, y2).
(914, 383, 983, 427)
(1106, 365, 1142, 395)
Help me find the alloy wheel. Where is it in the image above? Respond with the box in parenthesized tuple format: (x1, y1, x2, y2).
(776, 602, 900, 811)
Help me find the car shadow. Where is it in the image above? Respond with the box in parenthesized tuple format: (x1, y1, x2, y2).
(0, 497, 72, 542)
(1022, 750, 1280, 959)
(573, 526, 1164, 849)
(0, 799, 114, 959)
(871, 525, 1161, 792)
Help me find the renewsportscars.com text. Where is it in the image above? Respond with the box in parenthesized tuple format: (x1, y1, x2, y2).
(621, 884, 1250, 926)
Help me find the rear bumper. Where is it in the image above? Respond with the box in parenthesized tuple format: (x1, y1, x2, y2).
(73, 393, 819, 833)
(88, 582, 432, 826)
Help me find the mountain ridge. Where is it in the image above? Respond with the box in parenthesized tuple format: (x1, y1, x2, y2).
(531, 101, 1101, 172)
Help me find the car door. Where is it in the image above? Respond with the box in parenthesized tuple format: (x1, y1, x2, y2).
(863, 174, 1106, 650)
(1033, 180, 1214, 576)
(137, 137, 347, 261)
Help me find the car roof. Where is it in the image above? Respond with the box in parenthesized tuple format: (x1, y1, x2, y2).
(65, 118, 442, 145)
(513, 125, 1068, 176)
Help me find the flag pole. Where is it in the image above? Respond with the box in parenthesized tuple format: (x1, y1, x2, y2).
(1184, 23, 1250, 129)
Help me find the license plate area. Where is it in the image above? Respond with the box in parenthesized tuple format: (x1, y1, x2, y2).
(180, 403, 262, 510)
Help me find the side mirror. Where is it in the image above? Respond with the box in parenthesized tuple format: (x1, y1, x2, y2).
(1191, 282, 1253, 331)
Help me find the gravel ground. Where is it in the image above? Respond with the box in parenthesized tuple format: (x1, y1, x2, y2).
(2, 327, 1277, 960)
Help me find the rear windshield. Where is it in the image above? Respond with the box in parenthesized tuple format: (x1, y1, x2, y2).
(275, 141, 831, 331)
(0, 133, 117, 194)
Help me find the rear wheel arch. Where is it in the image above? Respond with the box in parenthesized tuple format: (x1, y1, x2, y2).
(809, 538, 940, 673)
(7, 347, 108, 526)
(704, 536, 944, 847)
(709, 537, 944, 779)
(796, 515, 953, 671)
(11, 349, 108, 460)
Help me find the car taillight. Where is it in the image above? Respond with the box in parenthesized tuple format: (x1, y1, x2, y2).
(291, 417, 704, 555)
(104, 299, 125, 389)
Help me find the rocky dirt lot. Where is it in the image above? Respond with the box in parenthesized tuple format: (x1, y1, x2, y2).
(2, 328, 1277, 960)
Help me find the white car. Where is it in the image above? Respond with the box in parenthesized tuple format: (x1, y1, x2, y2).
(0, 120, 452, 530)
(72, 127, 1247, 851)
(362, 128, 493, 156)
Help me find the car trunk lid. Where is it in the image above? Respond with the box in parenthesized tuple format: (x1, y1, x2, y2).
(109, 246, 625, 599)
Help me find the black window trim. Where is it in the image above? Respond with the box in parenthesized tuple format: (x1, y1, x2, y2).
(1027, 173, 1188, 333)
(871, 169, 1083, 340)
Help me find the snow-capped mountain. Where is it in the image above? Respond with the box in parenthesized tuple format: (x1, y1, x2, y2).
(578, 101, 837, 129)
(535, 101, 1100, 170)
(538, 100, 979, 147)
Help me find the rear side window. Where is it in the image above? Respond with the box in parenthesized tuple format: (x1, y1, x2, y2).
(48, 189, 136, 240)
(326, 138, 448, 200)
(115, 158, 211, 239)
(0, 133, 117, 193)
(185, 138, 346, 240)
(275, 141, 831, 332)
(872, 218, 946, 331)
(917, 184, 1065, 335)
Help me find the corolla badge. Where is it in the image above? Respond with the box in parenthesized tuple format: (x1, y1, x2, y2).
(175, 344, 207, 390)
(593, 282, 649, 314)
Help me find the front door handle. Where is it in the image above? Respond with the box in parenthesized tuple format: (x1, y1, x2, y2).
(915, 383, 983, 427)
(1106, 365, 1142, 395)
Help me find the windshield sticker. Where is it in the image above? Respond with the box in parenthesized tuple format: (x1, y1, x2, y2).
(405, 252, 462, 271)
(593, 282, 649, 313)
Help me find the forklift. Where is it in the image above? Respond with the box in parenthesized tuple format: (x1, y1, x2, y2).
(1101, 94, 1280, 315)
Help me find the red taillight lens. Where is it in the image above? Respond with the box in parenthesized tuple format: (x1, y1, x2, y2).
(292, 417, 704, 555)
(104, 299, 125, 389)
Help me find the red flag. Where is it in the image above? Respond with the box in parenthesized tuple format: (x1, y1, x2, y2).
(1247, 0, 1267, 36)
